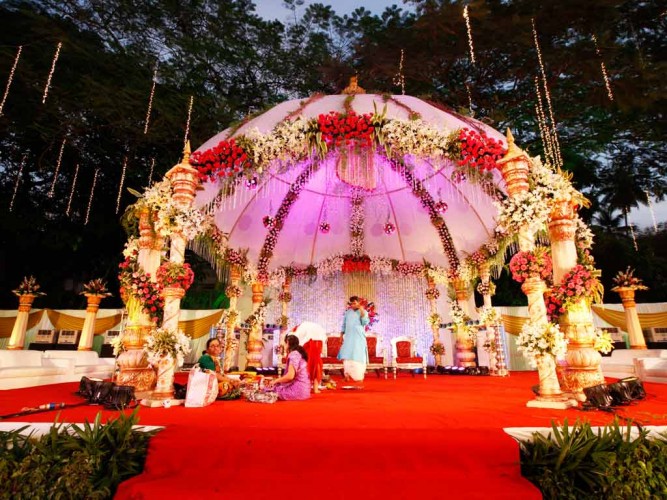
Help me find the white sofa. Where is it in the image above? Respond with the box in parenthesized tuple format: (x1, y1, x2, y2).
(0, 350, 115, 390)
(43, 350, 115, 380)
(601, 349, 666, 379)
(634, 351, 667, 384)
(0, 350, 72, 389)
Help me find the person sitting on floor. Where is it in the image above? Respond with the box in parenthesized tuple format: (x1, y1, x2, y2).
(267, 335, 310, 401)
(198, 338, 240, 398)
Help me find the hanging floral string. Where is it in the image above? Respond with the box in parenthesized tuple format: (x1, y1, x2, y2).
(66, 163, 79, 217)
(463, 5, 476, 65)
(9, 153, 27, 212)
(116, 156, 128, 214)
(591, 34, 614, 102)
(148, 156, 156, 185)
(392, 49, 406, 95)
(184, 95, 194, 147)
(531, 19, 562, 168)
(0, 45, 22, 117)
(42, 42, 62, 104)
(85, 168, 99, 225)
(48, 138, 67, 198)
(143, 62, 159, 134)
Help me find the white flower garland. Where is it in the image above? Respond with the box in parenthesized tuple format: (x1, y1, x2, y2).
(370, 256, 393, 276)
(144, 328, 192, 367)
(380, 119, 454, 159)
(516, 321, 567, 368)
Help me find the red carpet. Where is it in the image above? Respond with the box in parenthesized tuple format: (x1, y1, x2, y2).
(2, 373, 666, 500)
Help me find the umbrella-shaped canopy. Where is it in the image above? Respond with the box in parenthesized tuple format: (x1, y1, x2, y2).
(193, 93, 508, 274)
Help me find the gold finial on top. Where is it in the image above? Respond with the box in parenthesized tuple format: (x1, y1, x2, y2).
(499, 127, 527, 164)
(181, 140, 191, 165)
(342, 76, 365, 95)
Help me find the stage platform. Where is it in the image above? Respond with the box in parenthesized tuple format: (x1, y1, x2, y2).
(1, 372, 666, 499)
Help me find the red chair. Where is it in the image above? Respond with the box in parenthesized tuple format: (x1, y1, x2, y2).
(322, 333, 344, 375)
(365, 332, 387, 379)
(391, 336, 426, 379)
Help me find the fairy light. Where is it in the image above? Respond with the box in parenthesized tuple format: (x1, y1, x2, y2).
(9, 153, 27, 212)
(465, 83, 474, 117)
(392, 49, 406, 95)
(532, 18, 562, 168)
(0, 45, 22, 117)
(85, 169, 99, 225)
(534, 77, 555, 166)
(66, 163, 79, 216)
(48, 138, 67, 198)
(463, 5, 476, 65)
(143, 62, 159, 134)
(592, 34, 614, 101)
(629, 222, 638, 251)
(646, 190, 658, 232)
(184, 95, 194, 146)
(148, 156, 156, 185)
(42, 42, 62, 104)
(116, 156, 128, 214)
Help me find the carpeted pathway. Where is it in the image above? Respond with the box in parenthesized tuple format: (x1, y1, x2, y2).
(1, 372, 666, 499)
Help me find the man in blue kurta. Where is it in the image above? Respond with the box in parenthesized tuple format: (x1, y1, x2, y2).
(337, 296, 370, 382)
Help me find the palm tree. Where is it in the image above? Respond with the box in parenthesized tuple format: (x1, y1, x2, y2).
(593, 207, 624, 233)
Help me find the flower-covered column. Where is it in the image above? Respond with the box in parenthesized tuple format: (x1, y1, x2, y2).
(425, 275, 444, 366)
(246, 283, 265, 369)
(8, 294, 37, 350)
(78, 294, 105, 351)
(549, 199, 604, 397)
(279, 275, 292, 335)
(452, 279, 476, 368)
(138, 206, 162, 277)
(222, 265, 243, 371)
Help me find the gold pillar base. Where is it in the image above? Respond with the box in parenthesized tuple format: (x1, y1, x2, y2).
(117, 367, 156, 393)
(631, 345, 648, 350)
(7, 345, 22, 350)
(77, 347, 93, 351)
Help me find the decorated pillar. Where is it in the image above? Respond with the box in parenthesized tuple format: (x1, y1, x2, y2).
(279, 274, 293, 335)
(549, 199, 604, 398)
(78, 294, 106, 351)
(223, 265, 243, 371)
(425, 275, 444, 366)
(246, 282, 265, 369)
(613, 287, 647, 349)
(7, 294, 37, 350)
(478, 262, 493, 309)
(452, 279, 476, 368)
(138, 207, 162, 276)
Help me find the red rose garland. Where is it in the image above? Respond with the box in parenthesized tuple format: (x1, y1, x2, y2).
(342, 255, 371, 273)
(118, 251, 164, 324)
(458, 128, 506, 171)
(190, 138, 249, 181)
(156, 262, 195, 291)
(318, 110, 375, 149)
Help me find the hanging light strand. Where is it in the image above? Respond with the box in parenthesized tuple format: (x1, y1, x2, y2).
(0, 45, 22, 117)
(9, 153, 27, 212)
(116, 156, 128, 214)
(66, 163, 79, 217)
(646, 190, 658, 232)
(148, 156, 156, 185)
(534, 77, 555, 166)
(42, 42, 62, 104)
(629, 222, 638, 251)
(463, 5, 476, 65)
(392, 49, 406, 95)
(184, 95, 194, 147)
(465, 83, 474, 117)
(592, 34, 615, 102)
(532, 19, 562, 168)
(85, 169, 100, 225)
(143, 62, 159, 134)
(48, 138, 67, 198)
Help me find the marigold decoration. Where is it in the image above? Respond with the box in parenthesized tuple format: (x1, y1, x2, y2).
(118, 250, 164, 323)
(319, 222, 330, 234)
(225, 284, 243, 298)
(81, 279, 111, 297)
(425, 287, 440, 301)
(593, 328, 614, 354)
(384, 222, 396, 235)
(611, 267, 648, 291)
(189, 138, 248, 181)
(144, 328, 192, 367)
(13, 276, 46, 296)
(156, 262, 195, 291)
(517, 321, 568, 368)
(262, 215, 275, 229)
(430, 342, 446, 355)
(509, 247, 552, 284)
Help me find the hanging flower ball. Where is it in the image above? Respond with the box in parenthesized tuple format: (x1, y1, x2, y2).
(262, 216, 275, 229)
(384, 222, 396, 235)
(319, 222, 330, 234)
(451, 171, 466, 184)
(245, 177, 258, 189)
(435, 200, 448, 214)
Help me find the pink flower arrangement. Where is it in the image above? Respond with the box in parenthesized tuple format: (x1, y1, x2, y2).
(156, 262, 195, 291)
(509, 248, 552, 284)
(546, 264, 603, 322)
(118, 252, 164, 323)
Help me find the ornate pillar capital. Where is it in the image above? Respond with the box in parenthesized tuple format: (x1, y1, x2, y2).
(497, 129, 531, 196)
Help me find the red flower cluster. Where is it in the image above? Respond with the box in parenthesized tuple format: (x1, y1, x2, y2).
(544, 292, 565, 323)
(189, 138, 249, 181)
(354, 296, 378, 331)
(458, 128, 506, 171)
(342, 255, 371, 273)
(318, 111, 375, 149)
(546, 264, 601, 322)
(118, 252, 164, 323)
(509, 249, 552, 284)
(156, 262, 195, 291)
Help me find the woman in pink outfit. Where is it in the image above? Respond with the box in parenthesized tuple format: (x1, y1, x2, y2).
(269, 335, 311, 401)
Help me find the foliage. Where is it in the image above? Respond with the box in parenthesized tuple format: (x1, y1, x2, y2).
(0, 410, 158, 499)
(12, 275, 46, 296)
(611, 266, 649, 291)
(520, 419, 667, 499)
(82, 278, 111, 296)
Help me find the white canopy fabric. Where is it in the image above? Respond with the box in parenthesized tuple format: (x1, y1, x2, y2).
(193, 94, 507, 271)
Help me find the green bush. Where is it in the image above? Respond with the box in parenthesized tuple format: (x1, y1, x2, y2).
(0, 409, 158, 499)
(520, 418, 667, 499)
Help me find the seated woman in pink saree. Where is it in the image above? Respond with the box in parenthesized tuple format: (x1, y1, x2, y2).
(269, 335, 311, 401)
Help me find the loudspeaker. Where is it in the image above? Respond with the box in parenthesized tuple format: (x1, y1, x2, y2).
(105, 385, 136, 410)
(609, 377, 646, 405)
(583, 383, 614, 410)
